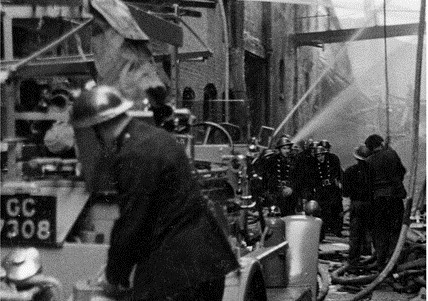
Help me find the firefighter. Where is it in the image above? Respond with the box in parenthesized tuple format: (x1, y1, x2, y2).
(70, 86, 239, 301)
(293, 139, 319, 211)
(319, 139, 344, 231)
(309, 140, 319, 157)
(291, 140, 304, 159)
(313, 145, 344, 239)
(319, 139, 331, 153)
(246, 136, 261, 176)
(364, 134, 407, 270)
(343, 144, 373, 266)
(262, 136, 298, 216)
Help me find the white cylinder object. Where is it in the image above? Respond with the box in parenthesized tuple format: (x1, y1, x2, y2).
(282, 215, 322, 301)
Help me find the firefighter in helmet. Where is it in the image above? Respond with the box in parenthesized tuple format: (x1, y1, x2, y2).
(70, 86, 238, 300)
(365, 134, 406, 270)
(293, 139, 319, 211)
(319, 140, 344, 230)
(319, 139, 331, 152)
(261, 135, 298, 216)
(343, 144, 373, 267)
(313, 145, 344, 239)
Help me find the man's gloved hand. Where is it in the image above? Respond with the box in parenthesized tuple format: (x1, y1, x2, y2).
(334, 178, 342, 189)
(281, 186, 293, 197)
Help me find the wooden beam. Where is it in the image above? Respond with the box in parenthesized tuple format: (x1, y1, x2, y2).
(4, 0, 82, 5)
(0, 48, 212, 79)
(179, 0, 216, 8)
(293, 23, 420, 46)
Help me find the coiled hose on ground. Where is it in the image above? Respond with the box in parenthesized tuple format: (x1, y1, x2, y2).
(331, 262, 379, 286)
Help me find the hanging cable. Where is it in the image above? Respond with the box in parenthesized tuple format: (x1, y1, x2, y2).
(383, 0, 391, 146)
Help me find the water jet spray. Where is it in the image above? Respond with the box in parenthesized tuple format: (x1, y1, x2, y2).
(271, 1, 393, 147)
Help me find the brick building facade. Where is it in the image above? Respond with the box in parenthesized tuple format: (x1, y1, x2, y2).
(177, 1, 353, 141)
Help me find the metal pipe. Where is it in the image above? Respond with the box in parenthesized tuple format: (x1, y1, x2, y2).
(292, 6, 300, 137)
(408, 0, 425, 198)
(383, 0, 391, 146)
(218, 0, 230, 122)
(171, 4, 181, 108)
(264, 2, 273, 131)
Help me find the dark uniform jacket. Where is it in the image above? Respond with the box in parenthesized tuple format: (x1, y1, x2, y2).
(366, 146, 406, 199)
(261, 152, 298, 216)
(97, 119, 239, 300)
(263, 153, 296, 193)
(293, 150, 318, 200)
(343, 161, 371, 202)
(314, 153, 342, 191)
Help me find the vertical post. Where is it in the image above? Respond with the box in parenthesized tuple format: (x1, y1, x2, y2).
(5, 80, 19, 180)
(408, 0, 425, 201)
(264, 2, 273, 127)
(383, 0, 391, 146)
(3, 15, 14, 60)
(229, 0, 248, 140)
(2, 12, 16, 180)
(171, 4, 181, 108)
(292, 6, 300, 138)
(219, 0, 229, 122)
(5, 82, 16, 139)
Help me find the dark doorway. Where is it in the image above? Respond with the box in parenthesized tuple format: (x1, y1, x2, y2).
(245, 51, 268, 137)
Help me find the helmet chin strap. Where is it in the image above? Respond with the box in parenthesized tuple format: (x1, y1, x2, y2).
(93, 126, 106, 148)
(93, 126, 118, 155)
(93, 114, 132, 151)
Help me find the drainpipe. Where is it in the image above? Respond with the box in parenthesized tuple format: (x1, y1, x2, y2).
(218, 0, 230, 122)
(408, 0, 425, 200)
(292, 5, 300, 136)
(263, 2, 273, 127)
(229, 0, 249, 140)
(172, 4, 181, 108)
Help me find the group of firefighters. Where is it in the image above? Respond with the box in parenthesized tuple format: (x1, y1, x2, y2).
(248, 133, 407, 271)
(249, 136, 344, 239)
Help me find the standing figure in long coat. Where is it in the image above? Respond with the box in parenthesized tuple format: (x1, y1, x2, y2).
(71, 86, 239, 301)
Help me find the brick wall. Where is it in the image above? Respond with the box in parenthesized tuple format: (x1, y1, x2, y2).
(178, 5, 227, 124)
(177, 3, 354, 138)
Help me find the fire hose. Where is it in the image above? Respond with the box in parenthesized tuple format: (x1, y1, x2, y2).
(330, 197, 415, 300)
(414, 276, 426, 287)
(317, 263, 330, 301)
(392, 269, 426, 280)
(396, 258, 426, 272)
(330, 254, 379, 286)
(330, 263, 378, 286)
